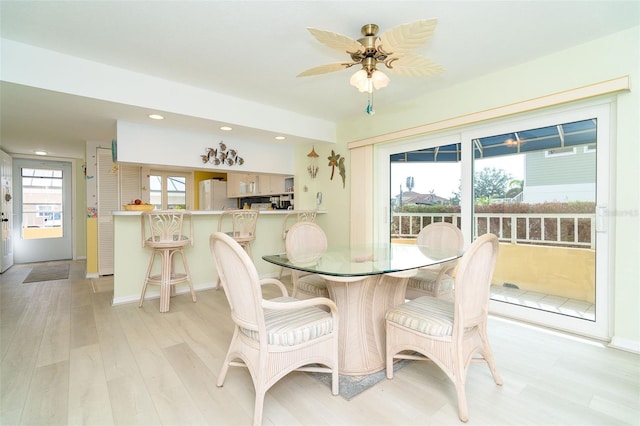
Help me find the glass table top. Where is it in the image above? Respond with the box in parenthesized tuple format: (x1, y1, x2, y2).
(262, 243, 463, 277)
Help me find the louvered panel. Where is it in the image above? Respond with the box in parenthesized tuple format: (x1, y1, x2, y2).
(98, 219, 113, 274)
(97, 148, 117, 275)
(119, 165, 141, 205)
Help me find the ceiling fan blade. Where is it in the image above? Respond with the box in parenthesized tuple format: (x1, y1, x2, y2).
(307, 27, 364, 54)
(377, 19, 438, 55)
(383, 53, 445, 77)
(297, 62, 351, 77)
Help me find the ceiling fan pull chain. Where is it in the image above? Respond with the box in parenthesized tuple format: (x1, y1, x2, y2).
(366, 92, 375, 115)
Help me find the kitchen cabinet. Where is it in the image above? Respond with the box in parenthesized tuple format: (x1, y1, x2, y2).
(227, 173, 293, 197)
(259, 174, 286, 195)
(227, 173, 259, 197)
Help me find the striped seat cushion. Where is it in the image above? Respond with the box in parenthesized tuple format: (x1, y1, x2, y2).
(406, 269, 454, 294)
(297, 274, 329, 297)
(385, 296, 454, 337)
(241, 297, 334, 346)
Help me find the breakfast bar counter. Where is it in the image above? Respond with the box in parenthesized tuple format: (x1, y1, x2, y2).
(111, 210, 324, 305)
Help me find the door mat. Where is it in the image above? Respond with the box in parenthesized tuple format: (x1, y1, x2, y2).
(308, 358, 412, 400)
(22, 264, 70, 283)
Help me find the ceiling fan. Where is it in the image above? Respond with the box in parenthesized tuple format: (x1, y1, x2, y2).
(297, 19, 444, 115)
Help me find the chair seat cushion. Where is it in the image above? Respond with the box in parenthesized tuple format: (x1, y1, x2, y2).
(296, 274, 329, 297)
(406, 268, 454, 294)
(385, 296, 454, 337)
(145, 235, 191, 248)
(241, 297, 334, 346)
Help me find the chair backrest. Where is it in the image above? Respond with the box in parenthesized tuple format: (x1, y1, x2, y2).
(416, 222, 464, 253)
(453, 233, 499, 329)
(282, 210, 317, 240)
(210, 231, 265, 333)
(285, 221, 327, 266)
(218, 210, 259, 238)
(142, 210, 192, 247)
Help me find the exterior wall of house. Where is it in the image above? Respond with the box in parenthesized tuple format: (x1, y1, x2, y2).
(524, 146, 596, 202)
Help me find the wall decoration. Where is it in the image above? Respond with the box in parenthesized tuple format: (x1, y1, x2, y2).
(327, 150, 346, 188)
(307, 146, 319, 178)
(201, 141, 244, 166)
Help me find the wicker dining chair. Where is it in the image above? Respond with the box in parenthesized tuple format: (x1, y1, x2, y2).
(285, 221, 329, 299)
(385, 233, 503, 422)
(278, 210, 317, 278)
(210, 231, 339, 426)
(405, 222, 464, 300)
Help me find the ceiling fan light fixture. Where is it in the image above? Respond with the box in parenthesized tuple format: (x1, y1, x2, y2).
(350, 69, 369, 92)
(371, 70, 390, 90)
(350, 69, 390, 93)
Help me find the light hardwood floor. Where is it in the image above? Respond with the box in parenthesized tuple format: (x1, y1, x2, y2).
(1, 260, 639, 425)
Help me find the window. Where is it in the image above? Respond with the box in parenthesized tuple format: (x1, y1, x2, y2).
(149, 170, 193, 210)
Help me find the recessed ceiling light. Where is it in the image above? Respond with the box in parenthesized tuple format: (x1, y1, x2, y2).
(275, 136, 286, 140)
(220, 126, 233, 131)
(148, 114, 164, 120)
(34, 151, 47, 156)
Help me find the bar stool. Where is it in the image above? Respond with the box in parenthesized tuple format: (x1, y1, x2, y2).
(139, 210, 196, 312)
(216, 209, 259, 287)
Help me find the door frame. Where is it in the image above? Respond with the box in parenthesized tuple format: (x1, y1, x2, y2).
(1, 149, 13, 272)
(12, 157, 74, 263)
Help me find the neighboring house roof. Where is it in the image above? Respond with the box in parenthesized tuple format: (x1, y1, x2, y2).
(394, 191, 448, 205)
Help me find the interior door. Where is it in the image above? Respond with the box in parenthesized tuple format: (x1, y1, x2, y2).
(12, 158, 73, 263)
(1, 150, 14, 272)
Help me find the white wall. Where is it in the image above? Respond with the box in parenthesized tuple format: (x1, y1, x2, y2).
(116, 121, 294, 175)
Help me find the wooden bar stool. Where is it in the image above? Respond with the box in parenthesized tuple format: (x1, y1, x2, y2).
(139, 210, 196, 313)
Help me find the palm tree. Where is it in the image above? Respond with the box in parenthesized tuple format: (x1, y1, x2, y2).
(406, 176, 414, 192)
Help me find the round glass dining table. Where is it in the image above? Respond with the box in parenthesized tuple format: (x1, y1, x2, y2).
(263, 243, 463, 376)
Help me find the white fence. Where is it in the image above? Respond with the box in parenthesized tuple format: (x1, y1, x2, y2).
(392, 212, 595, 249)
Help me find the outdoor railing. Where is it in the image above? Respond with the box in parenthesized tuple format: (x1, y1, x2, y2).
(392, 212, 595, 249)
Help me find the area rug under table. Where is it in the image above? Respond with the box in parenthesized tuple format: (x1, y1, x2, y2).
(22, 264, 70, 283)
(309, 358, 412, 400)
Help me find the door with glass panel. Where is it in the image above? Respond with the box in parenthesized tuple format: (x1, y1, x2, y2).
(385, 103, 610, 339)
(465, 104, 610, 339)
(12, 159, 72, 263)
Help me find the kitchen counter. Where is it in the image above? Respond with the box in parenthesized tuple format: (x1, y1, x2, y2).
(111, 210, 326, 305)
(112, 209, 319, 216)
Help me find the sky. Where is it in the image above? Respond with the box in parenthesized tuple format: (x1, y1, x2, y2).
(390, 154, 524, 198)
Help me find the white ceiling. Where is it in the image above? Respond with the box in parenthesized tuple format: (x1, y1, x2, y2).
(1, 1, 638, 159)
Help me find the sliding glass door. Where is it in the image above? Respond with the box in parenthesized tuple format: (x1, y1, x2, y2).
(379, 101, 611, 339)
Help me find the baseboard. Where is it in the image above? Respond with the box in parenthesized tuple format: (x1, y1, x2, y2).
(608, 336, 640, 354)
(111, 282, 219, 306)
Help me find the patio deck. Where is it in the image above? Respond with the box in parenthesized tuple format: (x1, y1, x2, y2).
(490, 285, 595, 321)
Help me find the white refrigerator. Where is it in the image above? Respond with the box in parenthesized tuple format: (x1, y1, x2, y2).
(199, 179, 237, 210)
